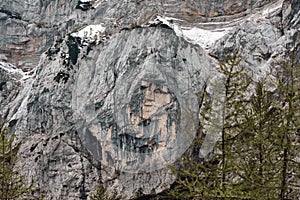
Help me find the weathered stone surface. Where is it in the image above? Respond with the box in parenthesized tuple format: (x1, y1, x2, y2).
(0, 0, 83, 69)
(0, 62, 28, 119)
(210, 0, 299, 80)
(1, 0, 300, 199)
(0, 0, 279, 69)
(6, 25, 211, 199)
(282, 0, 300, 30)
(209, 7, 284, 78)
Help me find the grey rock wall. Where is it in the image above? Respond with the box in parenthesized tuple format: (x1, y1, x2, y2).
(210, 0, 299, 79)
(0, 62, 24, 117)
(282, 0, 300, 29)
(6, 25, 211, 199)
(0, 0, 299, 199)
(210, 18, 282, 78)
(0, 0, 80, 69)
(0, 0, 278, 69)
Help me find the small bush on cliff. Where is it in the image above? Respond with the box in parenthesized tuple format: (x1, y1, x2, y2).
(90, 184, 117, 200)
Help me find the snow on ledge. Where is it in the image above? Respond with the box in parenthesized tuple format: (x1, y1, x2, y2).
(71, 24, 106, 45)
(71, 24, 106, 38)
(0, 61, 31, 81)
(181, 27, 231, 50)
(153, 16, 231, 50)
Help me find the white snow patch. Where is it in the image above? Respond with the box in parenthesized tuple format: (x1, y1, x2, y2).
(71, 24, 107, 45)
(181, 27, 231, 50)
(71, 24, 106, 39)
(0, 62, 31, 81)
(154, 16, 231, 50)
(155, 16, 173, 27)
(78, 0, 106, 8)
(164, 16, 184, 22)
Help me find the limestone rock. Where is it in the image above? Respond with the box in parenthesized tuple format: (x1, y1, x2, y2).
(1, 0, 300, 199)
(7, 25, 211, 199)
(282, 0, 300, 30)
(210, 18, 282, 78)
(0, 0, 279, 69)
(0, 61, 30, 119)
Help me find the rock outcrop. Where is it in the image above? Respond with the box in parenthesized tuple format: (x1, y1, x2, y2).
(0, 0, 279, 69)
(282, 0, 300, 30)
(4, 25, 211, 199)
(0, 0, 299, 199)
(0, 62, 25, 118)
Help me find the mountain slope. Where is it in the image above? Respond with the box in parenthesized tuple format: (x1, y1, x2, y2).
(0, 0, 299, 199)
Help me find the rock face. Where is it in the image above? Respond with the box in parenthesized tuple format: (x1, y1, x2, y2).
(210, 0, 300, 78)
(0, 0, 79, 69)
(0, 62, 25, 118)
(0, 0, 299, 199)
(4, 25, 211, 199)
(0, 0, 278, 69)
(282, 0, 300, 30)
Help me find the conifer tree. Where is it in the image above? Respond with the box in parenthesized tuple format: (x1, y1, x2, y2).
(275, 40, 300, 200)
(160, 45, 300, 200)
(232, 80, 283, 199)
(161, 53, 252, 199)
(90, 184, 117, 200)
(0, 120, 32, 200)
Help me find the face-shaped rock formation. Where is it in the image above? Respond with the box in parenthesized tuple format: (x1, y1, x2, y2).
(0, 0, 299, 199)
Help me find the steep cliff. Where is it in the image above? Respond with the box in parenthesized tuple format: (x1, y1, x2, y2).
(3, 24, 211, 199)
(0, 0, 299, 199)
(0, 0, 279, 69)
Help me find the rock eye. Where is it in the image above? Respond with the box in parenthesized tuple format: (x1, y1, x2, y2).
(142, 118, 151, 126)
